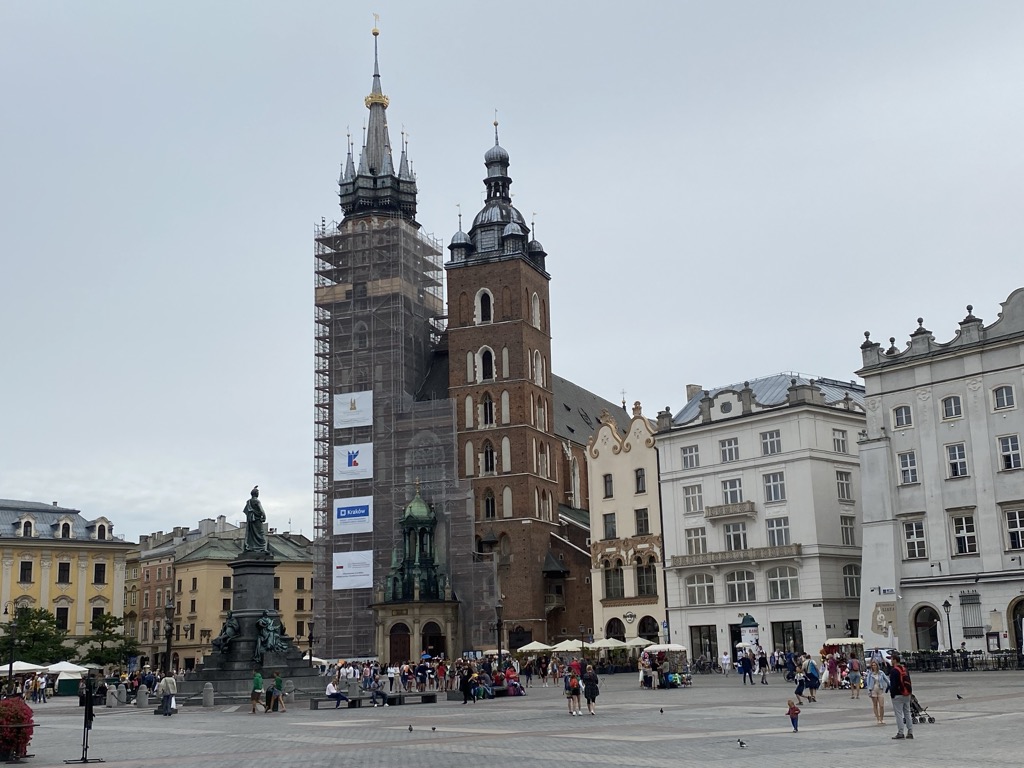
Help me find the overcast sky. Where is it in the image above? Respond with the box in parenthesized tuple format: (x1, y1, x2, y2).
(2, 1, 1022, 542)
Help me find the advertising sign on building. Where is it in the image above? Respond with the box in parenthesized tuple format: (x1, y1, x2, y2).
(873, 601, 896, 634)
(333, 495, 373, 536)
(333, 390, 374, 429)
(333, 442, 374, 481)
(332, 550, 373, 590)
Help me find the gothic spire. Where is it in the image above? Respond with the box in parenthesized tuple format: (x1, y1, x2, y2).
(338, 23, 418, 223)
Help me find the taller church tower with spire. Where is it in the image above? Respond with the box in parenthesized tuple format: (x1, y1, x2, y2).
(312, 27, 489, 662)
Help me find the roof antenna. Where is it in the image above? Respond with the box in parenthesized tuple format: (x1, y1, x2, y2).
(457, 203, 463, 231)
(493, 109, 500, 144)
(531, 212, 537, 239)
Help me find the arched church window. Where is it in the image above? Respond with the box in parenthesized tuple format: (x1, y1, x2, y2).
(481, 349, 494, 381)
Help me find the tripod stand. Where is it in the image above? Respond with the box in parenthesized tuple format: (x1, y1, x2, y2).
(64, 674, 103, 764)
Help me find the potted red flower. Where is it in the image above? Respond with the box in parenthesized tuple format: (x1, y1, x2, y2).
(0, 697, 35, 760)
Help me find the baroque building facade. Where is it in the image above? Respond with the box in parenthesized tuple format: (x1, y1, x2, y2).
(586, 403, 666, 645)
(657, 375, 865, 660)
(0, 499, 133, 642)
(857, 289, 1024, 654)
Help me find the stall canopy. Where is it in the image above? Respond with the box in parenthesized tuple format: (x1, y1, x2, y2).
(9, 661, 46, 674)
(624, 637, 654, 648)
(47, 661, 88, 674)
(590, 638, 628, 649)
(516, 641, 553, 653)
(824, 638, 864, 646)
(644, 643, 687, 653)
(549, 639, 593, 652)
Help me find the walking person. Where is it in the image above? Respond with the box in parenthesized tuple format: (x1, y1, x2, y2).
(888, 652, 913, 739)
(565, 670, 582, 716)
(250, 667, 264, 714)
(267, 670, 287, 713)
(786, 699, 801, 732)
(581, 664, 600, 715)
(740, 653, 754, 685)
(847, 653, 863, 699)
(157, 672, 176, 717)
(865, 659, 889, 724)
(720, 650, 731, 676)
(758, 650, 770, 685)
(803, 655, 820, 702)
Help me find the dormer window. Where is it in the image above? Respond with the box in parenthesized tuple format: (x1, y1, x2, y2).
(61, 522, 71, 539)
(97, 524, 107, 541)
(22, 521, 32, 538)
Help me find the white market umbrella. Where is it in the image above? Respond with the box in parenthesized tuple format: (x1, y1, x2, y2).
(303, 653, 329, 665)
(590, 638, 628, 649)
(47, 661, 88, 674)
(625, 637, 655, 649)
(549, 639, 592, 653)
(516, 641, 553, 653)
(644, 643, 687, 653)
(9, 661, 46, 674)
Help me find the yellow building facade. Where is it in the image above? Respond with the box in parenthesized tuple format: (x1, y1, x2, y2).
(1, 500, 134, 641)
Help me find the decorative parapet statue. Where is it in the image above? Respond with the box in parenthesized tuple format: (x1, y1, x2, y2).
(253, 610, 290, 664)
(211, 612, 240, 654)
(243, 486, 269, 554)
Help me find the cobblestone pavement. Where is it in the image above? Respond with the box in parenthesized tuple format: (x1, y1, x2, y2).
(22, 669, 1024, 767)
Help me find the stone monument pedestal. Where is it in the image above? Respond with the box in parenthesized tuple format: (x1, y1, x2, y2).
(177, 552, 320, 698)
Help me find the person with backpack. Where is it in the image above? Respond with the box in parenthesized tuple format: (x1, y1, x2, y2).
(847, 653, 863, 699)
(803, 655, 820, 702)
(888, 652, 913, 739)
(565, 670, 582, 716)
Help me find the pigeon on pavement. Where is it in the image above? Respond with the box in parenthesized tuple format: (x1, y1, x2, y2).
(408, 725, 413, 732)
(737, 739, 747, 749)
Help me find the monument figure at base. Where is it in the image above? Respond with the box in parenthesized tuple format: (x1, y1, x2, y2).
(243, 486, 269, 554)
(212, 611, 240, 653)
(254, 610, 290, 664)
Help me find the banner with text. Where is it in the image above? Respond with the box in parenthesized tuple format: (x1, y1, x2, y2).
(333, 495, 373, 536)
(332, 549, 373, 590)
(333, 442, 373, 481)
(334, 390, 374, 429)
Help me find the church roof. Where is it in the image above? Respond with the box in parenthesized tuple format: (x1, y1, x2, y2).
(541, 550, 570, 576)
(551, 374, 627, 445)
(402, 490, 433, 521)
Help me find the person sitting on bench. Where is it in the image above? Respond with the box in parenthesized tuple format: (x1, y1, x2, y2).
(369, 675, 388, 707)
(326, 678, 349, 708)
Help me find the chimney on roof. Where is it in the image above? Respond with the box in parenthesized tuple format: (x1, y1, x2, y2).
(685, 384, 703, 401)
(216, 515, 227, 533)
(656, 406, 673, 433)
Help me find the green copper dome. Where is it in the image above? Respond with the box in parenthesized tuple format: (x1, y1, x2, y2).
(402, 490, 433, 520)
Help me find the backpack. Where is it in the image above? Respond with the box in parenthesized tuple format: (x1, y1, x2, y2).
(850, 658, 860, 673)
(891, 667, 912, 696)
(569, 676, 580, 692)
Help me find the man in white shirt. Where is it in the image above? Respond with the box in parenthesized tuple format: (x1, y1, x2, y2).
(325, 678, 349, 709)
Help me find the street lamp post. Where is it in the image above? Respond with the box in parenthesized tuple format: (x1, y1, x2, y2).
(942, 599, 954, 663)
(494, 603, 503, 671)
(2, 603, 16, 697)
(163, 604, 174, 675)
(308, 622, 315, 668)
(579, 624, 586, 661)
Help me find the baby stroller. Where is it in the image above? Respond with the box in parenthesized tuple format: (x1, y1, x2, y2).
(910, 693, 935, 724)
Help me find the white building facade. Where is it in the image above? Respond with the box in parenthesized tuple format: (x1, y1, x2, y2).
(586, 403, 666, 645)
(658, 375, 865, 661)
(857, 289, 1024, 654)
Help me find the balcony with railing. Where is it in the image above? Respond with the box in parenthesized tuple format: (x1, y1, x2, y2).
(704, 500, 757, 522)
(669, 543, 802, 569)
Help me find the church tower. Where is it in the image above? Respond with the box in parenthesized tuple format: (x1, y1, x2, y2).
(445, 126, 563, 645)
(313, 27, 472, 660)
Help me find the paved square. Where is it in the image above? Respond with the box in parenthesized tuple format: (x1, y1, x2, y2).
(22, 669, 1023, 767)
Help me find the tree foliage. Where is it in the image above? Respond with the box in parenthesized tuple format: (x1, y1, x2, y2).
(0, 607, 70, 665)
(78, 613, 140, 667)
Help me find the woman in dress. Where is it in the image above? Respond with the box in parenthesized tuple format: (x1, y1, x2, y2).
(581, 664, 600, 715)
(864, 660, 890, 724)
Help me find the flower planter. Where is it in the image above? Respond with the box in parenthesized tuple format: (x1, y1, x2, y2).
(0, 697, 35, 760)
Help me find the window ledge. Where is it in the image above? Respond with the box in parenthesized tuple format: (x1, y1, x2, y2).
(838, 498, 856, 505)
(898, 482, 921, 488)
(946, 475, 971, 481)
(997, 466, 1024, 473)
(951, 552, 980, 558)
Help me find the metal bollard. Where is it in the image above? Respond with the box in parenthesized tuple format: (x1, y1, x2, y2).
(137, 684, 149, 707)
(202, 682, 215, 708)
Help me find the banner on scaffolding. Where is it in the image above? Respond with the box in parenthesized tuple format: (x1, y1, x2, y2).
(332, 549, 373, 590)
(333, 390, 374, 429)
(333, 442, 373, 481)
(333, 495, 373, 535)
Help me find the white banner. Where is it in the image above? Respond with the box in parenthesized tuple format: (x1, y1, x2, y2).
(332, 550, 373, 590)
(334, 390, 374, 429)
(333, 442, 373, 481)
(333, 495, 373, 535)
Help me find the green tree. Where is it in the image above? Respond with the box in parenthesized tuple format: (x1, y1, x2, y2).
(0, 607, 70, 665)
(78, 614, 140, 667)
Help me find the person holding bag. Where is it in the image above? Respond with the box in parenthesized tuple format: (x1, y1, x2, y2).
(581, 665, 600, 715)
